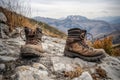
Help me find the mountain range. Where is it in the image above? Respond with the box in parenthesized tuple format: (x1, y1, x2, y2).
(33, 15, 120, 40)
(94, 16, 120, 24)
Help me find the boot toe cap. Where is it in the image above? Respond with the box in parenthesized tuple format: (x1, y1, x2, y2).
(94, 49, 106, 56)
(20, 44, 44, 57)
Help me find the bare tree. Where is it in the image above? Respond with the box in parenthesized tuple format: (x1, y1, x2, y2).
(0, 0, 31, 17)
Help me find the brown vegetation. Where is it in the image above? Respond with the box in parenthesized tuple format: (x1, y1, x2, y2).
(91, 66, 108, 80)
(64, 66, 83, 79)
(93, 36, 120, 56)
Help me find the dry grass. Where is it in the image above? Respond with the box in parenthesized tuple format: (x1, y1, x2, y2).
(40, 23, 67, 39)
(95, 66, 107, 78)
(64, 66, 83, 79)
(91, 66, 108, 80)
(93, 36, 120, 56)
(112, 47, 120, 56)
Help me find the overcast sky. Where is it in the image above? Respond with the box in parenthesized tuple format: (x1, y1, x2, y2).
(29, 0, 120, 19)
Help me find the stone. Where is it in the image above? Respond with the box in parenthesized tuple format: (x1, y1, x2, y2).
(32, 63, 47, 70)
(0, 75, 3, 80)
(72, 71, 93, 80)
(0, 23, 9, 38)
(73, 58, 97, 68)
(98, 56, 120, 80)
(0, 12, 7, 22)
(89, 68, 95, 74)
(0, 37, 24, 57)
(42, 35, 65, 56)
(0, 64, 5, 70)
(0, 56, 17, 62)
(9, 27, 21, 38)
(14, 66, 49, 80)
(51, 56, 76, 72)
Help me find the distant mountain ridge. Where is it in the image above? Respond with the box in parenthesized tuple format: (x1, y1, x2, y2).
(94, 16, 120, 24)
(33, 15, 115, 37)
(66, 15, 88, 21)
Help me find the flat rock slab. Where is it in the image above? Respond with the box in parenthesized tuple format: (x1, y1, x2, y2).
(14, 66, 49, 80)
(99, 56, 120, 80)
(0, 56, 17, 62)
(51, 56, 97, 72)
(51, 56, 75, 72)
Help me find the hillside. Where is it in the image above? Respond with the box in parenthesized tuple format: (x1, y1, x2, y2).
(0, 6, 66, 39)
(31, 19, 66, 39)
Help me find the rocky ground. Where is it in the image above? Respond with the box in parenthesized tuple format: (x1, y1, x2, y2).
(0, 34, 120, 80)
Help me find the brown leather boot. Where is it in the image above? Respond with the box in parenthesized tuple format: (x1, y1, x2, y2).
(64, 28, 106, 62)
(20, 27, 44, 57)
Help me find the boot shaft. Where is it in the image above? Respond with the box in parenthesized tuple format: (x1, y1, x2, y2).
(67, 28, 87, 44)
(68, 28, 86, 40)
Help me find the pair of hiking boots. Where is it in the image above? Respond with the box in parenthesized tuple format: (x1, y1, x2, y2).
(20, 27, 106, 62)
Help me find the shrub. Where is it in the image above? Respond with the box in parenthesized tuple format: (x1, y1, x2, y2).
(112, 48, 120, 56)
(93, 36, 120, 56)
(93, 36, 113, 55)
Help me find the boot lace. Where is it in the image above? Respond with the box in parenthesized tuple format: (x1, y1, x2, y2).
(79, 33, 93, 50)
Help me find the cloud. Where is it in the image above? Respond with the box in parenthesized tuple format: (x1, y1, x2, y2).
(29, 0, 120, 18)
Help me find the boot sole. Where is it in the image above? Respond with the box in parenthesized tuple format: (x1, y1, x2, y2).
(21, 53, 40, 58)
(64, 50, 106, 62)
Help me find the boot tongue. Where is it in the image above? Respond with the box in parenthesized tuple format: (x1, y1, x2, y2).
(25, 27, 42, 44)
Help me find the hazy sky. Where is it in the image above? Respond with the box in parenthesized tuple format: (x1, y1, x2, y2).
(29, 0, 120, 19)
